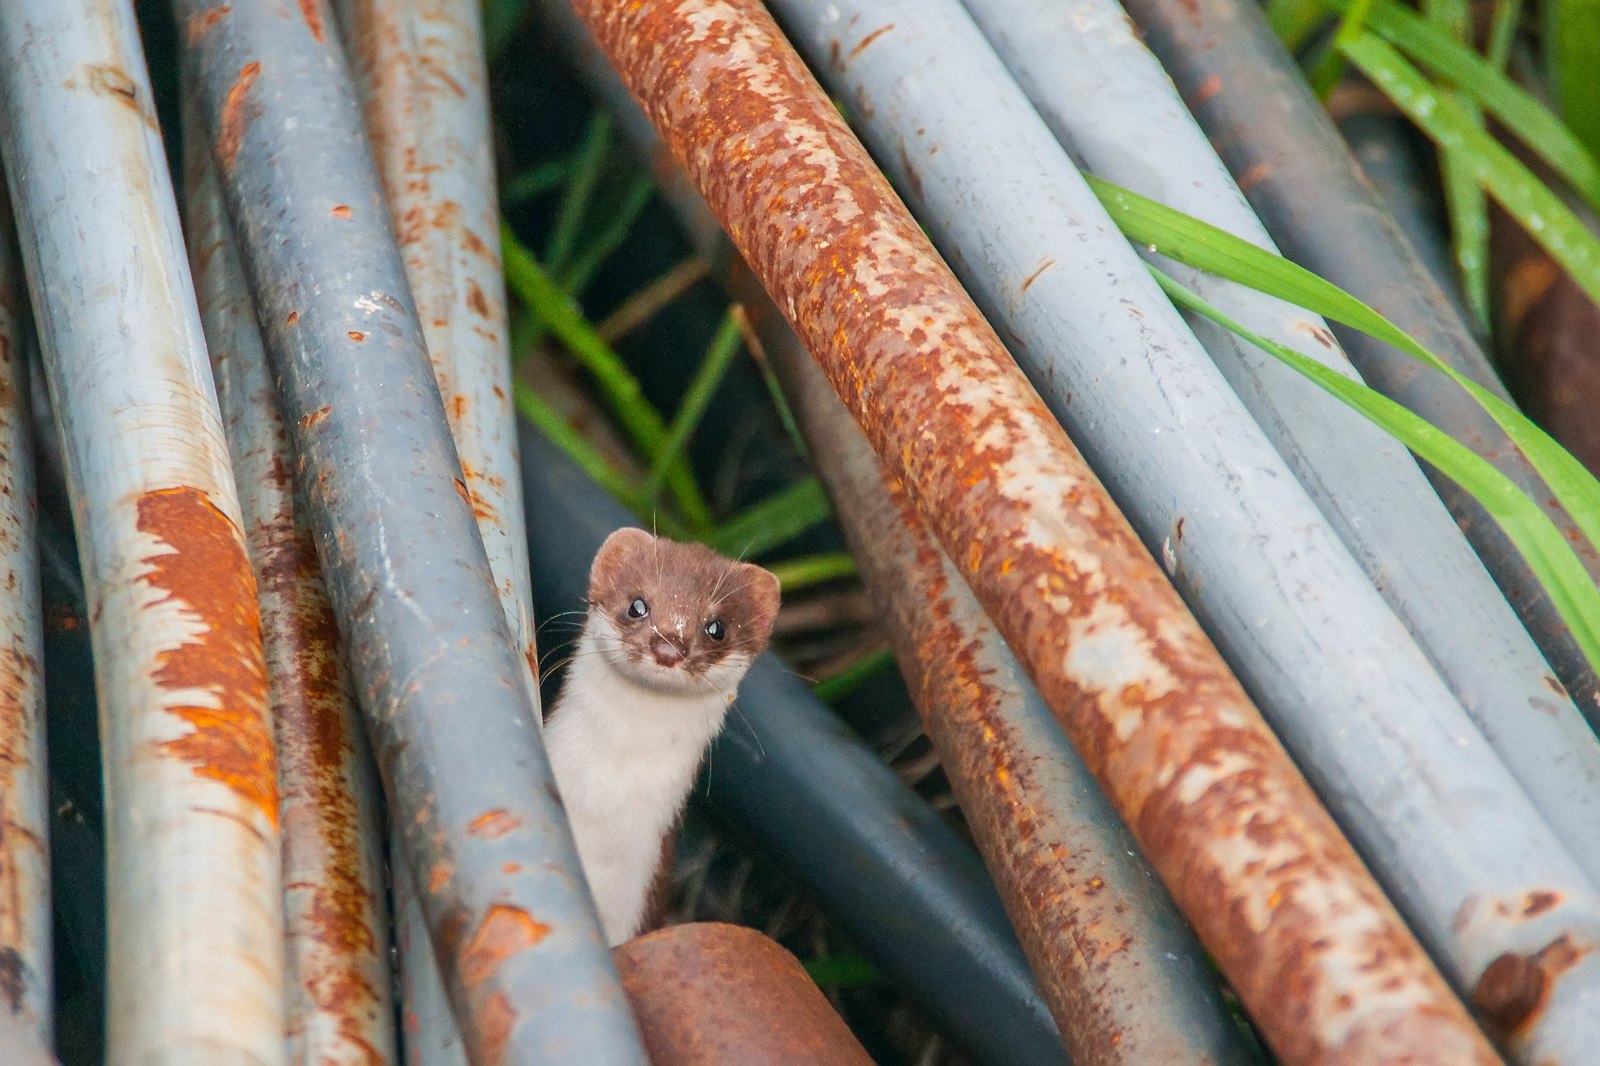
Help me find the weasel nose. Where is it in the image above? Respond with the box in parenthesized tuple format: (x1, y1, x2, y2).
(650, 638, 686, 667)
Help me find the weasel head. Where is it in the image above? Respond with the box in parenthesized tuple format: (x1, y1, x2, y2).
(585, 527, 781, 697)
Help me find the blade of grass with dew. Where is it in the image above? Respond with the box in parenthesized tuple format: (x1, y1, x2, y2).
(1330, 0, 1600, 214)
(1549, 0, 1600, 163)
(545, 112, 612, 275)
(766, 552, 859, 593)
(646, 307, 744, 504)
(1341, 35, 1600, 307)
(1309, 0, 1377, 98)
(1151, 266, 1600, 670)
(1087, 174, 1600, 554)
(559, 173, 655, 296)
(812, 647, 899, 704)
(503, 223, 715, 532)
(502, 154, 576, 208)
(709, 477, 833, 559)
(1424, 0, 1491, 333)
(1487, 0, 1524, 68)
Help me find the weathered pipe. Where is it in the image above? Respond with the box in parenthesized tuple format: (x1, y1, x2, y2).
(0, 191, 48, 1045)
(557, 0, 1499, 1060)
(614, 923, 873, 1066)
(519, 423, 1069, 1065)
(766, 309, 1263, 1063)
(0, 1, 285, 1059)
(176, 1, 645, 1060)
(1123, 0, 1600, 714)
(181, 101, 397, 1065)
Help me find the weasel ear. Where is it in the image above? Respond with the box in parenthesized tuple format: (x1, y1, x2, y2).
(739, 563, 782, 641)
(592, 527, 654, 586)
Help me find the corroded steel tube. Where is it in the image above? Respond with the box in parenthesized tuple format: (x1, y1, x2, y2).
(769, 319, 1260, 1063)
(1123, 0, 1600, 714)
(182, 107, 396, 1066)
(614, 923, 873, 1066)
(177, 1, 644, 1061)
(563, 1, 1498, 1061)
(0, 193, 48, 1044)
(0, 1, 285, 1060)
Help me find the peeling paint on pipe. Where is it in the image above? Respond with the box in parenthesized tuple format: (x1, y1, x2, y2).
(615, 923, 873, 1065)
(0, 1, 285, 1059)
(176, 1, 645, 1060)
(0, 188, 49, 1046)
(1122, 0, 1600, 715)
(182, 103, 397, 1066)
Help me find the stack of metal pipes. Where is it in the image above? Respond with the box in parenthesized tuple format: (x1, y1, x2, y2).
(0, 0, 1593, 1062)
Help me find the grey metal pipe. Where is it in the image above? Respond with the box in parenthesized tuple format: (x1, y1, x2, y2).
(175, 2, 645, 1061)
(765, 310, 1261, 1063)
(960, 0, 1600, 897)
(519, 423, 1070, 1066)
(181, 102, 397, 1065)
(0, 186, 49, 1046)
(0, 2, 286, 1059)
(1122, 0, 1600, 714)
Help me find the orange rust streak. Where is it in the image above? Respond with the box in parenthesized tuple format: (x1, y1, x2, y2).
(216, 61, 262, 169)
(138, 487, 276, 827)
(468, 809, 522, 839)
(331, 204, 352, 219)
(186, 5, 232, 45)
(460, 905, 551, 992)
(849, 24, 895, 58)
(298, 0, 326, 41)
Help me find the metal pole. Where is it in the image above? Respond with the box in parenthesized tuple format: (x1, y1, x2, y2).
(960, 0, 1600, 901)
(0, 181, 49, 1047)
(0, 1, 285, 1059)
(1122, 0, 1600, 712)
(176, 1, 645, 1060)
(181, 100, 397, 1066)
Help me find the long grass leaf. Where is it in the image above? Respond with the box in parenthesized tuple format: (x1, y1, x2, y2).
(709, 478, 833, 559)
(1265, 0, 1333, 51)
(766, 552, 859, 592)
(546, 112, 612, 274)
(1309, 0, 1377, 98)
(646, 308, 744, 504)
(812, 648, 898, 704)
(1487, 0, 1524, 68)
(1087, 174, 1600, 555)
(1549, 0, 1600, 162)
(1423, 0, 1491, 333)
(1151, 266, 1600, 670)
(560, 173, 656, 296)
(503, 154, 576, 207)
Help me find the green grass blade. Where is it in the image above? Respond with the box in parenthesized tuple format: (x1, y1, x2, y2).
(1309, 0, 1377, 98)
(710, 478, 833, 559)
(502, 223, 715, 532)
(646, 308, 744, 504)
(1265, 0, 1333, 51)
(1151, 266, 1600, 671)
(812, 647, 898, 704)
(766, 552, 859, 592)
(481, 0, 526, 65)
(545, 112, 612, 274)
(1422, 0, 1490, 334)
(1549, 0, 1600, 162)
(1086, 174, 1600, 557)
(1346, 1, 1600, 214)
(559, 173, 655, 296)
(502, 154, 575, 207)
(1486, 0, 1524, 68)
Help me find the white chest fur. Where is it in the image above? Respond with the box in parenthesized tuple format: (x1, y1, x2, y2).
(545, 618, 736, 946)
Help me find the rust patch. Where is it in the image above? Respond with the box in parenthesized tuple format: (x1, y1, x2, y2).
(138, 487, 275, 826)
(1524, 890, 1560, 917)
(468, 809, 521, 839)
(216, 61, 262, 169)
(1472, 935, 1592, 1038)
(1020, 257, 1056, 294)
(849, 24, 894, 59)
(331, 204, 352, 219)
(466, 281, 490, 318)
(301, 405, 332, 429)
(1237, 162, 1274, 193)
(1194, 74, 1223, 104)
(298, 0, 326, 41)
(459, 905, 550, 991)
(85, 64, 141, 111)
(185, 5, 232, 45)
(348, 331, 366, 342)
(286, 311, 300, 325)
(0, 948, 22, 1012)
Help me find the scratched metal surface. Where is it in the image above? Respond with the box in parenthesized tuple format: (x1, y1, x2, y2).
(557, 0, 1514, 1060)
(615, 923, 874, 1065)
(0, 1, 286, 1060)
(0, 192, 48, 1044)
(1123, 0, 1600, 716)
(182, 107, 397, 1066)
(768, 314, 1263, 1063)
(519, 423, 1070, 1066)
(768, 2, 1600, 1060)
(961, 0, 1600, 900)
(176, 1, 645, 1061)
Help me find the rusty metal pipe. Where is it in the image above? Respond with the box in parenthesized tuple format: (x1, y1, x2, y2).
(181, 102, 397, 1066)
(1122, 0, 1600, 714)
(519, 425, 1069, 1065)
(0, 188, 49, 1045)
(768, 310, 1262, 1062)
(614, 923, 873, 1066)
(176, 1, 645, 1060)
(0, 1, 287, 1059)
(559, 1, 1502, 1060)
(957, 0, 1600, 885)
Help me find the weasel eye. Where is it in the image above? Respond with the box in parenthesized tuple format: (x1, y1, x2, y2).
(704, 619, 726, 641)
(627, 597, 649, 619)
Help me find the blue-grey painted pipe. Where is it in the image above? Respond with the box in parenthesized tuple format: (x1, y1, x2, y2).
(960, 0, 1600, 895)
(175, 2, 644, 1060)
(519, 422, 1069, 1066)
(768, 3, 1600, 1059)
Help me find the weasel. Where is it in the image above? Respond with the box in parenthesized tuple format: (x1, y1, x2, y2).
(545, 527, 781, 946)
